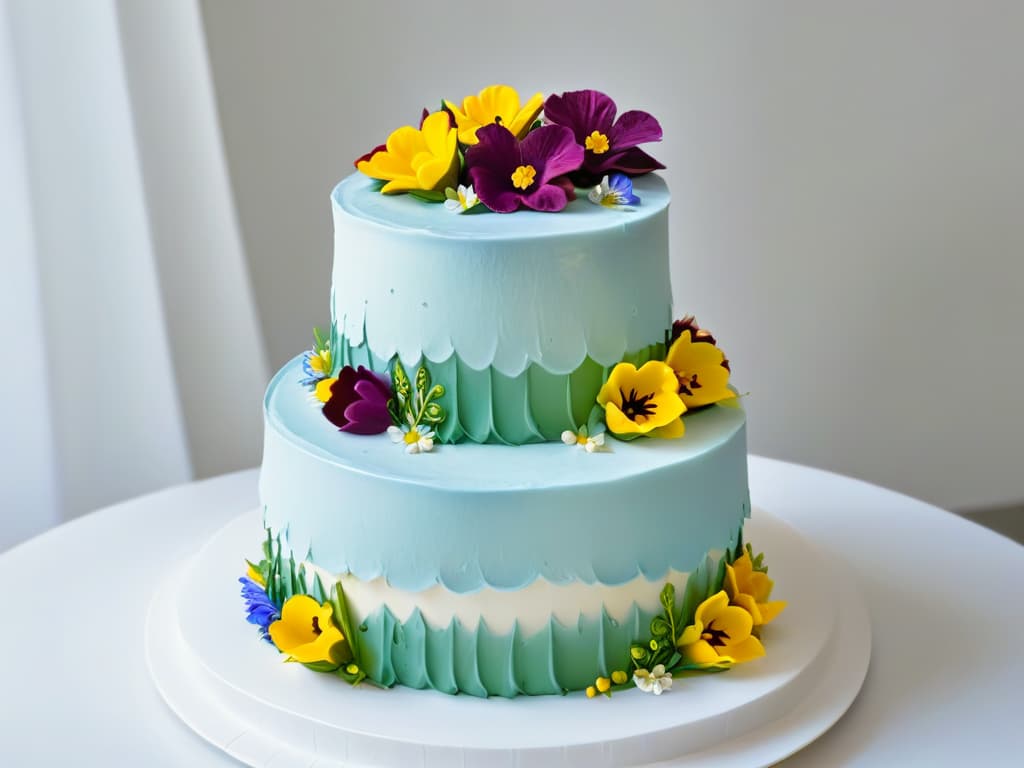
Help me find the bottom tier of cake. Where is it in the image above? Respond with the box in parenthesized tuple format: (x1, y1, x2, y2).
(251, 356, 755, 696)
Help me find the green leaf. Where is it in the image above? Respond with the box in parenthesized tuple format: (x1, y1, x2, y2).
(659, 583, 676, 617)
(415, 365, 431, 394)
(650, 616, 671, 638)
(330, 582, 360, 664)
(301, 659, 341, 673)
(392, 360, 411, 398)
(386, 397, 401, 426)
(586, 403, 606, 436)
(407, 189, 446, 203)
(422, 402, 444, 423)
(428, 383, 445, 400)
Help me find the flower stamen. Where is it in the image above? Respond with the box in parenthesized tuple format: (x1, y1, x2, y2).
(511, 164, 537, 190)
(585, 130, 610, 154)
(619, 387, 658, 420)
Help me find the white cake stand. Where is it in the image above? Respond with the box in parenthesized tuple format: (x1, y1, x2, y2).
(145, 508, 869, 767)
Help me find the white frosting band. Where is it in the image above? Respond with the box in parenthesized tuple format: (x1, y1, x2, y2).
(305, 563, 693, 635)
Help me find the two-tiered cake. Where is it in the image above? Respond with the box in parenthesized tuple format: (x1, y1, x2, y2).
(241, 85, 784, 699)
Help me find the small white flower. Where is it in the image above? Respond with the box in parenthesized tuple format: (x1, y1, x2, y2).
(633, 664, 673, 695)
(444, 184, 480, 213)
(561, 429, 607, 453)
(388, 423, 435, 454)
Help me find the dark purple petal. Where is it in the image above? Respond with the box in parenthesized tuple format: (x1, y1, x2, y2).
(521, 125, 584, 184)
(521, 183, 569, 212)
(340, 399, 393, 434)
(469, 166, 521, 212)
(465, 124, 518, 176)
(608, 109, 663, 150)
(543, 90, 617, 141)
(594, 146, 666, 176)
(353, 369, 391, 403)
(322, 366, 393, 434)
(549, 175, 577, 202)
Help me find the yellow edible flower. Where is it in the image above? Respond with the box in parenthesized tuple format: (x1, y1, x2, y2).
(246, 561, 265, 587)
(268, 595, 346, 665)
(724, 553, 787, 628)
(677, 591, 765, 667)
(315, 377, 337, 403)
(597, 361, 686, 438)
(663, 331, 734, 409)
(611, 670, 628, 685)
(444, 84, 544, 145)
(357, 111, 459, 194)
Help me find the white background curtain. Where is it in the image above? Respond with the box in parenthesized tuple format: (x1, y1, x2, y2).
(202, 0, 1024, 513)
(0, 0, 267, 552)
(2, 1, 1022, 553)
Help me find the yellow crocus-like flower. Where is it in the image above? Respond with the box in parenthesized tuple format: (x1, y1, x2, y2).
(724, 553, 787, 627)
(663, 330, 734, 409)
(677, 591, 765, 667)
(268, 595, 346, 664)
(357, 111, 459, 194)
(597, 361, 686, 438)
(444, 84, 544, 145)
(245, 561, 265, 587)
(315, 377, 337, 403)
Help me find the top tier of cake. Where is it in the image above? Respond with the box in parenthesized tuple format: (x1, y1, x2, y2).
(329, 173, 673, 445)
(331, 172, 672, 377)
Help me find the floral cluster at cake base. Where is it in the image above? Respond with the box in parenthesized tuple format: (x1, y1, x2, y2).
(241, 529, 367, 686)
(240, 527, 785, 699)
(583, 539, 786, 699)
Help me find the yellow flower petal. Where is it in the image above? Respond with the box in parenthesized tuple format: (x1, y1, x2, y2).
(693, 591, 730, 627)
(664, 331, 733, 408)
(246, 562, 264, 587)
(724, 634, 766, 664)
(680, 638, 721, 666)
(676, 622, 703, 647)
(597, 361, 686, 437)
(506, 90, 544, 139)
(757, 600, 787, 625)
(444, 85, 543, 144)
(732, 592, 764, 625)
(315, 377, 336, 403)
(709, 602, 755, 641)
(285, 625, 345, 664)
(357, 113, 457, 193)
(268, 595, 339, 655)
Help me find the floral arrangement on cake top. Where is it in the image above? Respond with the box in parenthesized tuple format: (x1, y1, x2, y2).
(355, 85, 664, 214)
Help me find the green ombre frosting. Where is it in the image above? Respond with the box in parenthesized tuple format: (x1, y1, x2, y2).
(336, 331, 665, 444)
(329, 172, 672, 447)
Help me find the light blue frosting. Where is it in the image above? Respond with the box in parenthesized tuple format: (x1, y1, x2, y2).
(330, 173, 672, 376)
(260, 357, 750, 593)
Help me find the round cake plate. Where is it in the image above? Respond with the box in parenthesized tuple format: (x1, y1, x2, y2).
(146, 507, 870, 767)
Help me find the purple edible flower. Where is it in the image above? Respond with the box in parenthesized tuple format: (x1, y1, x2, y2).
(239, 576, 279, 643)
(543, 90, 665, 186)
(322, 365, 393, 435)
(465, 123, 584, 213)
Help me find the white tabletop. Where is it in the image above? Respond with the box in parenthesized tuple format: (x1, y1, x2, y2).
(1, 457, 1021, 766)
